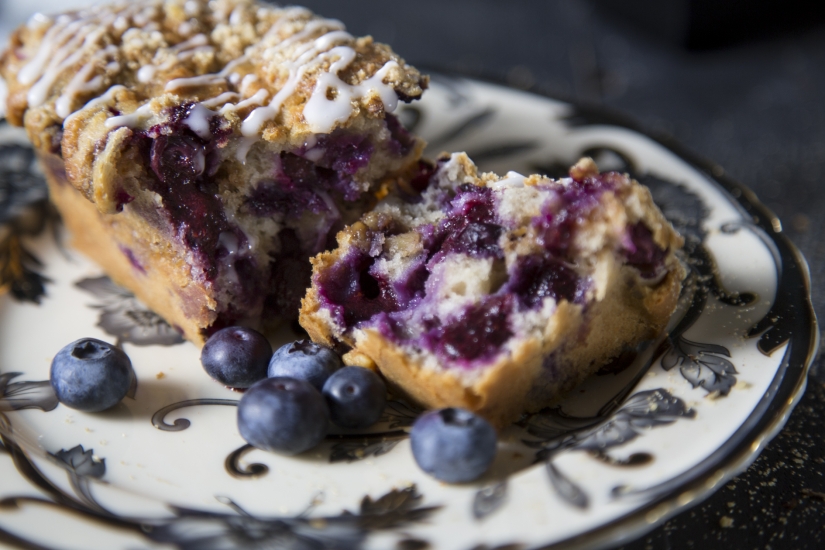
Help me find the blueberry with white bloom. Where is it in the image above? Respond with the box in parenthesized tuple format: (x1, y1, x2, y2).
(267, 339, 342, 390)
(410, 408, 497, 483)
(50, 338, 132, 412)
(322, 366, 386, 429)
(201, 326, 272, 388)
(237, 377, 329, 455)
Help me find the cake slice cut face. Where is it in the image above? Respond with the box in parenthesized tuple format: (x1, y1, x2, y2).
(0, 0, 427, 345)
(301, 154, 685, 427)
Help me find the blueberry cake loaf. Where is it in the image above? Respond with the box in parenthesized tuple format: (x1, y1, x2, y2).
(301, 155, 684, 427)
(0, 0, 427, 344)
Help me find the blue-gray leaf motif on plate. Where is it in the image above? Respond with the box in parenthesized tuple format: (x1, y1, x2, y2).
(524, 389, 695, 508)
(75, 276, 185, 346)
(0, 372, 58, 412)
(51, 445, 106, 479)
(527, 389, 696, 457)
(144, 486, 441, 550)
(662, 337, 738, 395)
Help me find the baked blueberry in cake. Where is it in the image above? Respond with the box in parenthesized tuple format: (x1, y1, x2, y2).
(300, 154, 684, 427)
(0, 0, 427, 344)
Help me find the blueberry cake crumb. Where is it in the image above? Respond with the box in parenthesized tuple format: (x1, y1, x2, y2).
(301, 154, 684, 427)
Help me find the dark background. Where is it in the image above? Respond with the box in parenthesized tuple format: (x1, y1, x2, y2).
(290, 1, 825, 548)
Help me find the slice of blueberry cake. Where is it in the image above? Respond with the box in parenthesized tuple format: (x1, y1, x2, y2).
(301, 155, 684, 427)
(0, 0, 426, 344)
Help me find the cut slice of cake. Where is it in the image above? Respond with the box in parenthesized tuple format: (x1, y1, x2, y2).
(300, 154, 685, 427)
(0, 0, 427, 345)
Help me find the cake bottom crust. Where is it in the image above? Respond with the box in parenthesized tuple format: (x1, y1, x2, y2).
(41, 152, 217, 345)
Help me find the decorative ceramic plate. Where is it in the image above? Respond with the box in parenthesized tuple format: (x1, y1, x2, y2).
(0, 75, 817, 550)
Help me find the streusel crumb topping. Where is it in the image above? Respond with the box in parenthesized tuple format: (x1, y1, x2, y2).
(1, 0, 427, 139)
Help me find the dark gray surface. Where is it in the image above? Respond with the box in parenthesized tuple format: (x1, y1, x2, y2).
(293, 1, 825, 548)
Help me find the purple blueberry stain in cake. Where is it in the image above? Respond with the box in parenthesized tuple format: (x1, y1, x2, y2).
(384, 113, 416, 157)
(531, 172, 624, 256)
(441, 222, 503, 259)
(623, 222, 668, 278)
(315, 182, 511, 360)
(136, 103, 236, 284)
(449, 184, 497, 223)
(408, 160, 436, 194)
(393, 258, 430, 309)
(316, 247, 400, 328)
(422, 184, 505, 263)
(245, 135, 373, 218)
(266, 229, 315, 318)
(150, 135, 206, 183)
(533, 205, 576, 256)
(244, 176, 328, 218)
(507, 255, 588, 309)
(293, 131, 375, 202)
(424, 295, 513, 365)
(119, 245, 146, 274)
(214, 228, 265, 319)
(319, 133, 373, 176)
(114, 189, 134, 212)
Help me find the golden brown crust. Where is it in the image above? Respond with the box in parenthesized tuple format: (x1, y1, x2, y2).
(41, 152, 214, 344)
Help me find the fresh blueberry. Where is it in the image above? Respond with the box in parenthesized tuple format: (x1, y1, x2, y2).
(50, 338, 133, 412)
(267, 339, 342, 391)
(322, 366, 386, 429)
(201, 326, 272, 388)
(410, 408, 497, 483)
(237, 377, 329, 455)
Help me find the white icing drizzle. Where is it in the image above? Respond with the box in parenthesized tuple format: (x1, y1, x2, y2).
(240, 74, 258, 94)
(240, 26, 353, 137)
(240, 18, 401, 136)
(19, 2, 141, 115)
(220, 88, 269, 115)
(303, 57, 399, 133)
(491, 172, 527, 189)
(229, 6, 246, 26)
(178, 21, 194, 37)
(217, 231, 241, 285)
(55, 44, 119, 118)
(171, 33, 209, 52)
(26, 13, 52, 31)
(162, 43, 241, 92)
(137, 65, 157, 83)
(105, 102, 154, 129)
(63, 84, 125, 127)
(18, 1, 406, 144)
(165, 73, 225, 91)
(201, 91, 240, 108)
(184, 1, 200, 16)
(183, 103, 217, 140)
(234, 136, 258, 163)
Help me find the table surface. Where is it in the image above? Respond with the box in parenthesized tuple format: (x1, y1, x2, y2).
(293, 2, 825, 548)
(2, 1, 823, 548)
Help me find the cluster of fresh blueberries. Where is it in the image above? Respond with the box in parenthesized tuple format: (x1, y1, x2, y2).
(49, 330, 498, 483)
(201, 327, 388, 455)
